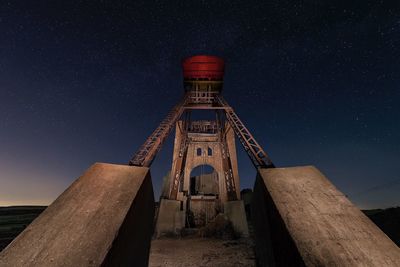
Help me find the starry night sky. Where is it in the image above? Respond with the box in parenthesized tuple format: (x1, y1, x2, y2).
(1, 1, 399, 208)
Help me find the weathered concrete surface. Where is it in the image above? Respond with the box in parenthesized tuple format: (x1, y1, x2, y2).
(170, 121, 240, 203)
(191, 172, 219, 195)
(224, 201, 249, 237)
(252, 166, 400, 267)
(189, 196, 219, 226)
(0, 163, 155, 267)
(155, 199, 185, 237)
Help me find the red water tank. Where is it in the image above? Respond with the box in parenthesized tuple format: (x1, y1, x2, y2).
(182, 55, 225, 80)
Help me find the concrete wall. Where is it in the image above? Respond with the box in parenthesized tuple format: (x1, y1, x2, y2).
(170, 121, 241, 204)
(252, 166, 400, 267)
(189, 197, 219, 226)
(155, 199, 185, 237)
(182, 133, 227, 201)
(191, 172, 218, 195)
(224, 201, 249, 237)
(0, 163, 155, 267)
(160, 171, 171, 198)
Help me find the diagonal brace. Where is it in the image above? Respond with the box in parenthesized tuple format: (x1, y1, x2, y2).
(216, 95, 275, 169)
(129, 94, 188, 167)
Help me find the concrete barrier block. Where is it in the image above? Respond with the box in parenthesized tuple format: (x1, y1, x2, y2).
(224, 200, 249, 237)
(155, 199, 185, 237)
(0, 163, 155, 267)
(252, 165, 400, 267)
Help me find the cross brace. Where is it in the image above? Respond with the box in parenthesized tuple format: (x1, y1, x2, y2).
(129, 93, 274, 170)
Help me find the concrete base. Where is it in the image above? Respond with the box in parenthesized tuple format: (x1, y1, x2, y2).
(224, 200, 249, 237)
(0, 163, 155, 267)
(155, 199, 185, 237)
(252, 165, 400, 267)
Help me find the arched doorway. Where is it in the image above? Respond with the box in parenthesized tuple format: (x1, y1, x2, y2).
(187, 164, 220, 227)
(189, 164, 219, 196)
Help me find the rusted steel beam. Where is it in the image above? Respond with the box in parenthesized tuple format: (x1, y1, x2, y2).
(129, 94, 188, 167)
(216, 95, 275, 169)
(220, 137, 238, 201)
(183, 106, 226, 110)
(168, 131, 188, 200)
(129, 91, 274, 171)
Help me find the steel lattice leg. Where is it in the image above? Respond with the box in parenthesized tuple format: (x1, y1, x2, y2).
(216, 95, 274, 169)
(129, 94, 188, 167)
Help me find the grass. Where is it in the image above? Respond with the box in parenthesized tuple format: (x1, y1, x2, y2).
(0, 206, 46, 251)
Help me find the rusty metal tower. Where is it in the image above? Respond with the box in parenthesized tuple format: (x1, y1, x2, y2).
(129, 55, 274, 204)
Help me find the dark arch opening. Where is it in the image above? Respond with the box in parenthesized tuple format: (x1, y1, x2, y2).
(189, 164, 218, 196)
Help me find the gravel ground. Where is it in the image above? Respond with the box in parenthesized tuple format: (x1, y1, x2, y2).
(148, 237, 257, 267)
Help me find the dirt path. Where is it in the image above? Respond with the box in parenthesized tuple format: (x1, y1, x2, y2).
(148, 237, 256, 267)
